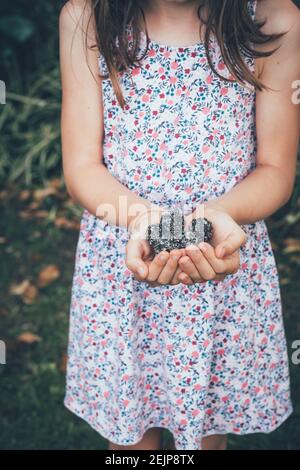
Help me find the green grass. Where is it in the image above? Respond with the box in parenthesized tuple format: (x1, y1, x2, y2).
(0, 186, 300, 450)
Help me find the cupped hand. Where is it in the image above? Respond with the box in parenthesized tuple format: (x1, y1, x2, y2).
(125, 238, 193, 287)
(178, 205, 248, 285)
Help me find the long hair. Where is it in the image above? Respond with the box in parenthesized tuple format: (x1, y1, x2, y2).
(84, 0, 285, 109)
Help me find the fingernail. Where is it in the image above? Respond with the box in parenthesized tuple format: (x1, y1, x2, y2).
(199, 242, 207, 252)
(159, 254, 166, 261)
(138, 267, 145, 276)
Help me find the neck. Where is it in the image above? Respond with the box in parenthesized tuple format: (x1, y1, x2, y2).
(138, 0, 206, 44)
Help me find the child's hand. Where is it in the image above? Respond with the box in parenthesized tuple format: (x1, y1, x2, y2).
(178, 205, 247, 284)
(125, 238, 193, 287)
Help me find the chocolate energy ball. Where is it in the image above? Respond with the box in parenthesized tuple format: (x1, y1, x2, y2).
(146, 208, 213, 256)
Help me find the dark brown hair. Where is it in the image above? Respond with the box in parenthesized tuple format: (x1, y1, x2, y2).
(85, 0, 285, 108)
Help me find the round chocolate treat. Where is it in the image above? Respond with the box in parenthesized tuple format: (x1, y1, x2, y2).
(146, 208, 213, 255)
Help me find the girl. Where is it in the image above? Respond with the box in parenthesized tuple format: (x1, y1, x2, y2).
(59, 0, 300, 450)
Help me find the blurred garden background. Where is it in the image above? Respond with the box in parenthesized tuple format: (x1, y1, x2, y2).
(0, 0, 300, 450)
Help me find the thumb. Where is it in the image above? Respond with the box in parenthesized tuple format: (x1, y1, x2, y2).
(216, 229, 247, 258)
(125, 239, 149, 279)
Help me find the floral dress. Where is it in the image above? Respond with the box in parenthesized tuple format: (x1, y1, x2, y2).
(64, 0, 293, 450)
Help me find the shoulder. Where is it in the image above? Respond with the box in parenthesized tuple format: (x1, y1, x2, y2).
(256, 0, 300, 39)
(59, 0, 93, 36)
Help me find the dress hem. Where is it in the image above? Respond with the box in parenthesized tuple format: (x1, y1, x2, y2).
(64, 398, 293, 450)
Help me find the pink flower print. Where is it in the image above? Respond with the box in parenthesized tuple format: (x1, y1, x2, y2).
(206, 75, 213, 84)
(202, 107, 210, 115)
(135, 130, 143, 139)
(159, 142, 168, 151)
(171, 61, 179, 70)
(180, 419, 188, 426)
(142, 94, 150, 103)
(221, 87, 228, 96)
(123, 399, 130, 407)
(103, 390, 110, 398)
(202, 144, 210, 154)
(192, 409, 200, 417)
(148, 48, 156, 57)
(169, 76, 177, 85)
(131, 67, 141, 76)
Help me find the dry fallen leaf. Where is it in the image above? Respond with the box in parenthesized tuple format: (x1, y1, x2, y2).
(49, 178, 62, 190)
(33, 187, 57, 201)
(22, 284, 39, 304)
(18, 190, 31, 201)
(54, 216, 80, 230)
(37, 264, 60, 288)
(9, 280, 31, 295)
(59, 353, 68, 373)
(17, 332, 41, 344)
(9, 280, 39, 303)
(283, 238, 300, 254)
(28, 201, 40, 210)
(34, 210, 50, 219)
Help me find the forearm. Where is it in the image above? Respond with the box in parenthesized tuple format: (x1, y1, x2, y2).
(203, 164, 293, 225)
(65, 162, 164, 230)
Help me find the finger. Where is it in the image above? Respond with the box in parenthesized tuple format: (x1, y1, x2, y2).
(214, 273, 227, 282)
(197, 242, 226, 273)
(199, 242, 241, 275)
(185, 245, 217, 281)
(157, 250, 182, 284)
(125, 239, 149, 280)
(178, 271, 195, 285)
(146, 280, 161, 288)
(179, 255, 203, 283)
(215, 229, 248, 258)
(171, 266, 194, 285)
(147, 250, 170, 282)
(170, 266, 181, 285)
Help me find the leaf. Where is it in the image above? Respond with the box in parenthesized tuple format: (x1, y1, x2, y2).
(17, 332, 41, 344)
(33, 187, 57, 201)
(283, 238, 300, 254)
(22, 284, 39, 304)
(49, 178, 63, 189)
(0, 16, 35, 43)
(9, 279, 30, 295)
(54, 216, 80, 230)
(59, 353, 68, 373)
(18, 190, 31, 201)
(37, 264, 60, 288)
